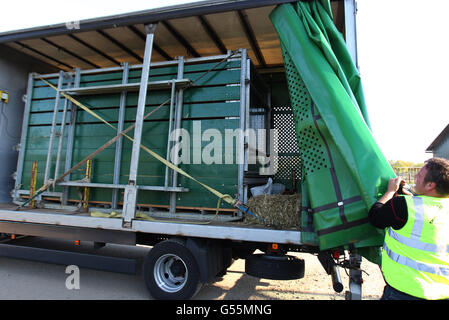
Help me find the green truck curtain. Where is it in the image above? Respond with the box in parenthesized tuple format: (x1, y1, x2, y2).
(270, 1, 395, 259)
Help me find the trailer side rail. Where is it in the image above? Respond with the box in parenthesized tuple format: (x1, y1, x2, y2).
(0, 208, 302, 245)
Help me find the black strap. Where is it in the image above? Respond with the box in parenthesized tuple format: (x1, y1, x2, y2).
(316, 217, 370, 236)
(301, 206, 314, 231)
(310, 102, 348, 225)
(312, 195, 362, 213)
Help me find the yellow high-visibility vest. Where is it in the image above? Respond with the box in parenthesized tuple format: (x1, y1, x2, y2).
(382, 195, 449, 299)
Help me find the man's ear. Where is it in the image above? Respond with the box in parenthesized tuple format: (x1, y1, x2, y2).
(425, 181, 437, 192)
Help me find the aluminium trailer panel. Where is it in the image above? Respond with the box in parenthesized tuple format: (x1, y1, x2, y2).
(0, 205, 303, 245)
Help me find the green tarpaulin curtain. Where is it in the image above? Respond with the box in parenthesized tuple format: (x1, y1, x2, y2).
(270, 1, 396, 261)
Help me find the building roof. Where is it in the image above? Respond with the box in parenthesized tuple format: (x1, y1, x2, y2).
(426, 123, 449, 152)
(0, 0, 347, 71)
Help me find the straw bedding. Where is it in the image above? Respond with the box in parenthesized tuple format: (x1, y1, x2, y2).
(245, 193, 302, 230)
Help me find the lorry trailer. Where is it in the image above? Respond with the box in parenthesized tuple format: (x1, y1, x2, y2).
(0, 0, 389, 300)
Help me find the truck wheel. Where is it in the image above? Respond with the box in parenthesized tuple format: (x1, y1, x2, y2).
(143, 240, 201, 300)
(245, 253, 305, 280)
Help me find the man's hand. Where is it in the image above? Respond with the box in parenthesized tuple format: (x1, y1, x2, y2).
(387, 177, 403, 193)
(378, 177, 411, 204)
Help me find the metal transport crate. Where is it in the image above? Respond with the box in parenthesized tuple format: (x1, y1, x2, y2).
(13, 50, 276, 223)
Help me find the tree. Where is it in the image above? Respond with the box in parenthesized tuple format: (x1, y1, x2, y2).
(388, 160, 424, 169)
(388, 160, 424, 184)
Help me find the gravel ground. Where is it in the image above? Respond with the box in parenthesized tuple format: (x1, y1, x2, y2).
(196, 252, 386, 300)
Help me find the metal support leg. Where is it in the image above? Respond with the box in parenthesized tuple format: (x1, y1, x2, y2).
(112, 63, 129, 209)
(238, 49, 247, 203)
(54, 73, 73, 181)
(169, 56, 185, 214)
(62, 68, 81, 205)
(44, 71, 64, 185)
(164, 80, 177, 190)
(122, 24, 157, 227)
(345, 251, 363, 300)
(244, 54, 250, 204)
(14, 73, 34, 201)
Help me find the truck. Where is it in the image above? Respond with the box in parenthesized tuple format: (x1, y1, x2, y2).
(0, 0, 394, 300)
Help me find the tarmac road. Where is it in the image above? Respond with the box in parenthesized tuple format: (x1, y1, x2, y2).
(0, 237, 385, 300)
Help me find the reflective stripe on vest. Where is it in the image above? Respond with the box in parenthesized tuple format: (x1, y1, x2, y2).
(387, 228, 449, 253)
(412, 196, 425, 236)
(383, 242, 449, 276)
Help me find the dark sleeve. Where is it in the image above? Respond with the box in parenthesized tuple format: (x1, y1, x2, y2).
(368, 196, 408, 230)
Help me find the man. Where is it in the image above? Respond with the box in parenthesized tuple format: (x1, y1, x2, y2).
(369, 157, 449, 300)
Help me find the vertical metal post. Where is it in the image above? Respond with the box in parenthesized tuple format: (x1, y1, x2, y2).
(44, 71, 65, 185)
(244, 58, 250, 172)
(112, 63, 129, 209)
(344, 0, 359, 69)
(164, 79, 177, 190)
(14, 73, 34, 200)
(54, 74, 73, 181)
(345, 251, 363, 300)
(62, 68, 81, 205)
(238, 49, 247, 202)
(29, 161, 38, 208)
(122, 23, 157, 227)
(169, 56, 185, 214)
(266, 91, 272, 161)
(243, 56, 251, 204)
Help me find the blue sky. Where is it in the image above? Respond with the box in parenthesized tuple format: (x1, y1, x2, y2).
(1, 0, 447, 163)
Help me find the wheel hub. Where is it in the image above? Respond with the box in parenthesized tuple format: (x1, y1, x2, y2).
(170, 260, 186, 277)
(154, 254, 188, 293)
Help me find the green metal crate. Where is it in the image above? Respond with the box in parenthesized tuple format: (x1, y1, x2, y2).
(14, 51, 273, 216)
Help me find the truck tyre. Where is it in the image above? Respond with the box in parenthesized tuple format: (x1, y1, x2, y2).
(245, 253, 305, 280)
(143, 240, 202, 300)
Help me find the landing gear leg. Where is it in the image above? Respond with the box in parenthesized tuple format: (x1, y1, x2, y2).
(345, 251, 362, 300)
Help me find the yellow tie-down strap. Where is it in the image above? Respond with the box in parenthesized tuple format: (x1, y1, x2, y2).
(38, 77, 237, 220)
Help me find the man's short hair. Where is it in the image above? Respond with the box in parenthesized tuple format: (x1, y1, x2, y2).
(424, 157, 449, 196)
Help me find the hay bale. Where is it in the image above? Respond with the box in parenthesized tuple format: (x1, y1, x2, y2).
(245, 193, 302, 229)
